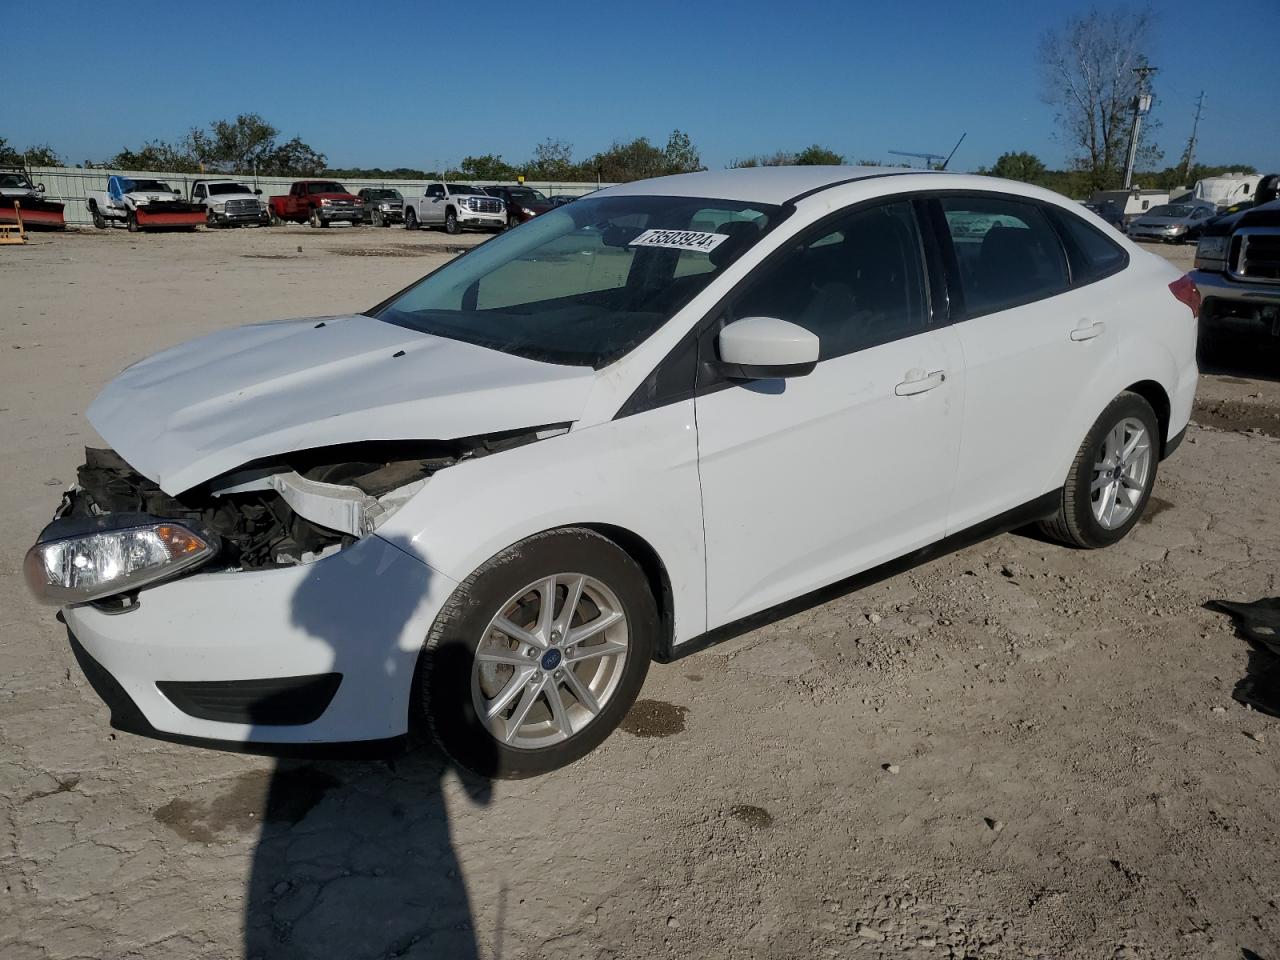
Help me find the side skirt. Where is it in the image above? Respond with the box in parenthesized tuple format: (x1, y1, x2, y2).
(656, 490, 1060, 663)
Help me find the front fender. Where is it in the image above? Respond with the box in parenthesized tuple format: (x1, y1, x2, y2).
(377, 400, 708, 645)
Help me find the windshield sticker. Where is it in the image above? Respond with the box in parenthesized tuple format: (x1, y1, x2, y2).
(628, 229, 729, 253)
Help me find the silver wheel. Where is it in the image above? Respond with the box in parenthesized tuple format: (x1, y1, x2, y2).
(472, 573, 629, 749)
(1090, 417, 1152, 530)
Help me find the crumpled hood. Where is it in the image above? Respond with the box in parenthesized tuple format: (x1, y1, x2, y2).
(88, 314, 596, 495)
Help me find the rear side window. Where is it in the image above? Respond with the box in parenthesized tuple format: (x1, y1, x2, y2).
(940, 196, 1069, 317)
(1049, 208, 1128, 284)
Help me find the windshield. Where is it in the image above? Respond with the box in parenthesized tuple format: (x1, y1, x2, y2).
(307, 182, 348, 194)
(128, 179, 173, 193)
(375, 194, 782, 367)
(447, 184, 484, 195)
(0, 173, 32, 189)
(208, 183, 252, 195)
(507, 188, 548, 204)
(368, 189, 402, 200)
(1149, 204, 1195, 218)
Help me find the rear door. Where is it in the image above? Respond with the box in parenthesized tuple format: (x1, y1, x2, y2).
(695, 198, 964, 626)
(928, 193, 1118, 531)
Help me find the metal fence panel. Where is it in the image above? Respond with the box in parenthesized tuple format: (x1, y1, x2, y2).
(26, 166, 612, 226)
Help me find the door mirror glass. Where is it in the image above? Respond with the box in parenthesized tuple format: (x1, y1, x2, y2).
(717, 317, 819, 380)
(37, 183, 46, 193)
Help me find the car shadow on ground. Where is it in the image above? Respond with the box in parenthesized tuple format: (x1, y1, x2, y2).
(1198, 336, 1280, 384)
(243, 537, 496, 960)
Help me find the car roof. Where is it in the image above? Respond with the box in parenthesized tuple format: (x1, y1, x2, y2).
(597, 165, 929, 205)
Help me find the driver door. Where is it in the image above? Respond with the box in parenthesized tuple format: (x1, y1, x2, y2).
(695, 199, 963, 627)
(425, 184, 446, 224)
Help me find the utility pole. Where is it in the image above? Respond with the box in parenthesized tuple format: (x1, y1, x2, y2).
(1180, 91, 1205, 185)
(1123, 64, 1157, 190)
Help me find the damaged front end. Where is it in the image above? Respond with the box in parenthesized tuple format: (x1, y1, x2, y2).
(26, 427, 565, 605)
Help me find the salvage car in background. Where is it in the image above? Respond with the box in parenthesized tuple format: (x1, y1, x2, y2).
(268, 180, 362, 227)
(190, 179, 270, 228)
(1192, 197, 1280, 358)
(87, 176, 205, 232)
(1125, 202, 1214, 244)
(483, 184, 553, 229)
(25, 168, 1198, 778)
(358, 188, 404, 227)
(402, 182, 505, 233)
(0, 165, 66, 230)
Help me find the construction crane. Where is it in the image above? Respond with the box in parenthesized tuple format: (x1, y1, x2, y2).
(888, 133, 967, 170)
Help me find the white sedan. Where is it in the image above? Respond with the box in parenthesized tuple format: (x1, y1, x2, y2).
(25, 167, 1200, 777)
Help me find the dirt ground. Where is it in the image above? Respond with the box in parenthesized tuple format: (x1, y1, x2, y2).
(2, 225, 1279, 960)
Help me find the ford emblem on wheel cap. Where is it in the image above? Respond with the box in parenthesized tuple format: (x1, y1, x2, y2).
(540, 649, 563, 670)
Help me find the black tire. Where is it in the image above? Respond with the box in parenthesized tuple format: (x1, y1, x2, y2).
(206, 210, 219, 229)
(419, 528, 657, 779)
(444, 208, 459, 234)
(126, 210, 139, 233)
(90, 203, 106, 230)
(1038, 392, 1160, 549)
(405, 208, 418, 231)
(371, 210, 383, 227)
(269, 208, 282, 226)
(506, 214, 519, 231)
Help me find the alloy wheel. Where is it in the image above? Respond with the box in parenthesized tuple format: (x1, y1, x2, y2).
(471, 573, 629, 749)
(1090, 417, 1152, 529)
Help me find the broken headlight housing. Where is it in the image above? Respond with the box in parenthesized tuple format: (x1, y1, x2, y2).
(1195, 236, 1228, 261)
(24, 513, 218, 605)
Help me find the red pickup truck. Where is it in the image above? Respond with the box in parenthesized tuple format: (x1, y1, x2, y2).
(268, 180, 362, 227)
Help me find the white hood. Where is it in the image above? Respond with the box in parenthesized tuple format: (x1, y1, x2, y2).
(88, 314, 596, 495)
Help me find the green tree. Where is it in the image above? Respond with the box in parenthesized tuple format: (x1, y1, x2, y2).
(527, 138, 576, 179)
(989, 151, 1048, 183)
(106, 140, 200, 172)
(663, 129, 702, 173)
(459, 154, 518, 180)
(186, 114, 327, 175)
(0, 138, 63, 166)
(793, 144, 844, 165)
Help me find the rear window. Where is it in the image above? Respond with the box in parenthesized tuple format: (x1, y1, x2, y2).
(1049, 209, 1128, 285)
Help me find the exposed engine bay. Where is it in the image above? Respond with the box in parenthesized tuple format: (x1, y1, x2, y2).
(59, 427, 564, 570)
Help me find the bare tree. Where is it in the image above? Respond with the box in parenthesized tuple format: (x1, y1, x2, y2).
(1038, 7, 1161, 191)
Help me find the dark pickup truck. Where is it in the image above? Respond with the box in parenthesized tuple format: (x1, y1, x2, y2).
(1191, 174, 1280, 356)
(268, 180, 362, 227)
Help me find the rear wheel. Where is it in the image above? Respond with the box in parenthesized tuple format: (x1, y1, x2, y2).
(1039, 392, 1159, 548)
(420, 528, 657, 778)
(90, 203, 106, 230)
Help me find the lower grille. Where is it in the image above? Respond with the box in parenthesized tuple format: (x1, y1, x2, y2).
(157, 674, 342, 725)
(1231, 230, 1280, 283)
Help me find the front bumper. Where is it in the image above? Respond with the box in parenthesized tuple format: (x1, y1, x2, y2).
(1192, 268, 1280, 336)
(371, 207, 404, 222)
(457, 208, 505, 228)
(210, 209, 271, 225)
(60, 534, 459, 747)
(1128, 227, 1186, 242)
(316, 205, 361, 222)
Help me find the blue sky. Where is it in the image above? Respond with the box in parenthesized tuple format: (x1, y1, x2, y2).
(9, 0, 1278, 175)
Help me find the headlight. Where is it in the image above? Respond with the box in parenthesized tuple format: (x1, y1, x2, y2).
(522, 207, 537, 217)
(213, 202, 226, 212)
(132, 197, 148, 206)
(320, 198, 332, 206)
(1169, 224, 1185, 233)
(380, 203, 391, 211)
(24, 517, 218, 605)
(1196, 236, 1228, 260)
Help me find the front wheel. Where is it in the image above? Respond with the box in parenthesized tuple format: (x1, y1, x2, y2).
(126, 210, 139, 233)
(444, 209, 459, 234)
(1039, 392, 1160, 548)
(419, 528, 657, 778)
(371, 210, 383, 227)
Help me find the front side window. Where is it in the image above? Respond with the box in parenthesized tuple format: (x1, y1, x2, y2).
(940, 196, 1068, 317)
(376, 195, 782, 367)
(427, 184, 444, 198)
(728, 200, 928, 361)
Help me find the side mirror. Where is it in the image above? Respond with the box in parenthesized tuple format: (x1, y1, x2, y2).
(716, 317, 819, 380)
(254, 188, 263, 195)
(37, 183, 46, 193)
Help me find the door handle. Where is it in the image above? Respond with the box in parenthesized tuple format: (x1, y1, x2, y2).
(895, 369, 946, 396)
(1070, 320, 1105, 341)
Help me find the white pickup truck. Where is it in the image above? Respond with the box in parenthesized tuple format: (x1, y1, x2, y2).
(87, 176, 205, 231)
(402, 182, 505, 234)
(190, 179, 270, 227)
